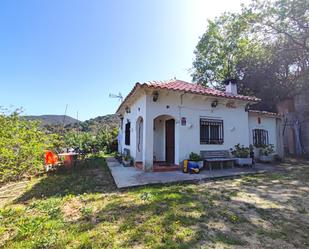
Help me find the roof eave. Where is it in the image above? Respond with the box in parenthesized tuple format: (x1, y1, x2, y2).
(116, 82, 261, 114)
(248, 110, 282, 119)
(116, 82, 142, 114)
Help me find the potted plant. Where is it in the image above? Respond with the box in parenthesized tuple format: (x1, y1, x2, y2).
(189, 152, 203, 169)
(115, 153, 123, 163)
(123, 155, 133, 167)
(230, 144, 252, 166)
(259, 144, 275, 163)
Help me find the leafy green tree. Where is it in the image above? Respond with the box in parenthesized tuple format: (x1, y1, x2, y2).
(192, 11, 258, 86)
(63, 131, 96, 154)
(192, 0, 309, 110)
(63, 128, 118, 154)
(96, 127, 118, 153)
(0, 109, 59, 182)
(248, 0, 309, 52)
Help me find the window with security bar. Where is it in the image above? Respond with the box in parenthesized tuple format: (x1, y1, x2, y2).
(200, 119, 224, 144)
(253, 129, 269, 147)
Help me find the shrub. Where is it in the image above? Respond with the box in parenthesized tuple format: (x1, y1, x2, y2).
(95, 127, 118, 153)
(230, 144, 250, 158)
(63, 128, 118, 154)
(123, 155, 131, 161)
(0, 108, 59, 183)
(189, 152, 202, 161)
(259, 144, 275, 156)
(64, 131, 96, 154)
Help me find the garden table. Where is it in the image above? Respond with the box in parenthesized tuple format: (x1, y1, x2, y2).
(58, 152, 79, 169)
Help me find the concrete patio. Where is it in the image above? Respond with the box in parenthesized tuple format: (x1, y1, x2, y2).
(106, 157, 278, 188)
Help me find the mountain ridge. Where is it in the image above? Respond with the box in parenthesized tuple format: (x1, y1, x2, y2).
(23, 114, 119, 133)
(23, 115, 78, 126)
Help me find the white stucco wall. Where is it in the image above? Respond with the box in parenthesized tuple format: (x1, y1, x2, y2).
(119, 88, 280, 171)
(144, 91, 250, 164)
(248, 113, 278, 155)
(177, 95, 249, 163)
(153, 117, 165, 161)
(135, 117, 143, 161)
(121, 94, 146, 160)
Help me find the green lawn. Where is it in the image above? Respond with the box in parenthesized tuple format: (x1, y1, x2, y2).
(0, 157, 309, 249)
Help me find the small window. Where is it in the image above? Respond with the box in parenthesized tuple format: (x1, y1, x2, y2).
(253, 129, 268, 147)
(125, 122, 130, 145)
(200, 119, 224, 144)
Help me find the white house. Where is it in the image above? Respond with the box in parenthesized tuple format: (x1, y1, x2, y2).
(116, 79, 282, 171)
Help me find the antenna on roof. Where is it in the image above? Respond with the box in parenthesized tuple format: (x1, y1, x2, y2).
(62, 104, 68, 135)
(109, 92, 123, 102)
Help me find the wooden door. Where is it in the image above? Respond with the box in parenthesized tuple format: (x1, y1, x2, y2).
(165, 119, 175, 164)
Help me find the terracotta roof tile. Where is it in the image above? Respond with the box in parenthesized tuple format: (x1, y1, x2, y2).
(248, 110, 281, 117)
(116, 79, 260, 113)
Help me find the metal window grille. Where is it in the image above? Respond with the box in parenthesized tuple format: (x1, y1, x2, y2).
(253, 129, 269, 147)
(200, 119, 224, 144)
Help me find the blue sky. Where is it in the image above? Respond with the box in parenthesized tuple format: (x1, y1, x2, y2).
(0, 0, 248, 120)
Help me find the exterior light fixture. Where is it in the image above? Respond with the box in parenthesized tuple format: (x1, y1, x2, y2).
(245, 104, 250, 112)
(153, 91, 159, 102)
(125, 107, 131, 113)
(211, 100, 218, 108)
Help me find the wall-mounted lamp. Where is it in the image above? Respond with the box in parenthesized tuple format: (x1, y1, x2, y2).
(181, 117, 186, 126)
(125, 107, 131, 113)
(211, 100, 218, 108)
(245, 104, 250, 112)
(153, 91, 159, 102)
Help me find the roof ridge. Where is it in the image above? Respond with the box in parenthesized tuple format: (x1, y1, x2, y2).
(116, 79, 261, 113)
(144, 79, 177, 85)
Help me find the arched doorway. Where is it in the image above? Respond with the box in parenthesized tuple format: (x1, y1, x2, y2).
(153, 115, 175, 164)
(135, 117, 143, 162)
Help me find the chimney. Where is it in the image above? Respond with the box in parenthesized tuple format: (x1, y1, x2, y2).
(224, 78, 237, 95)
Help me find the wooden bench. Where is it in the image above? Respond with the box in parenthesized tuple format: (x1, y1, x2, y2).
(200, 150, 236, 170)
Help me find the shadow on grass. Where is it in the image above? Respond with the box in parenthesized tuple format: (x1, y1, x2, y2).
(14, 156, 117, 203)
(4, 161, 309, 248)
(72, 183, 309, 248)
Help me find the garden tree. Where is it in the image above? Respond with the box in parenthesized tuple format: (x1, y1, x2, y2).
(192, 0, 309, 110)
(245, 0, 309, 95)
(63, 128, 118, 154)
(191, 11, 258, 87)
(0, 108, 60, 182)
(96, 127, 118, 153)
(236, 44, 291, 110)
(248, 0, 309, 52)
(63, 131, 96, 154)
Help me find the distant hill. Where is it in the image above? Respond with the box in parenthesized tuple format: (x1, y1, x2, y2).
(23, 115, 78, 126)
(65, 114, 119, 133)
(24, 114, 119, 133)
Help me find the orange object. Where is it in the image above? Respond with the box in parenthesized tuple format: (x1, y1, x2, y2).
(45, 150, 58, 165)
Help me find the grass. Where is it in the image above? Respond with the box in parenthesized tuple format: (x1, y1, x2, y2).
(0, 157, 309, 248)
